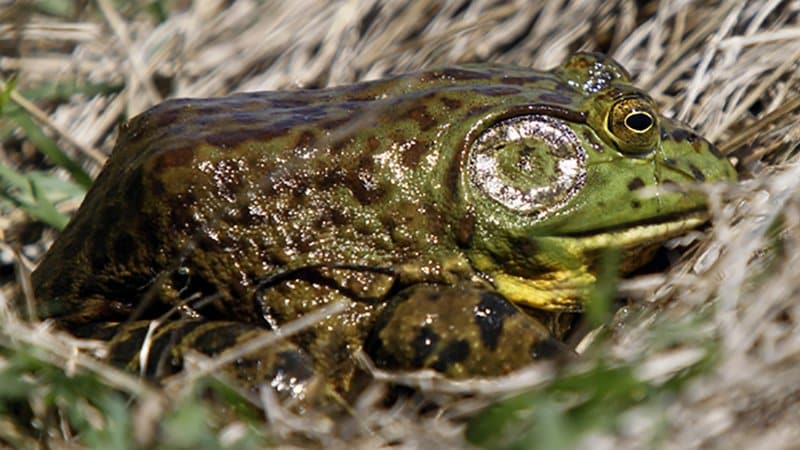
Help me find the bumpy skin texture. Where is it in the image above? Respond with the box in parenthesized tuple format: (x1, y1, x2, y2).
(32, 53, 736, 398)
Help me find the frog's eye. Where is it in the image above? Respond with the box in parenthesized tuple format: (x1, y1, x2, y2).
(468, 115, 587, 218)
(607, 98, 659, 155)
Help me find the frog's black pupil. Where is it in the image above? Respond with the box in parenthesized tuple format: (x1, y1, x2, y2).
(626, 113, 653, 131)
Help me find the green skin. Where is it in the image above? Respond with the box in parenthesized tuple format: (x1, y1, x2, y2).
(32, 53, 736, 400)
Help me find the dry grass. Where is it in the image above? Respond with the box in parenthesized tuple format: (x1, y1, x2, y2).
(1, 0, 800, 448)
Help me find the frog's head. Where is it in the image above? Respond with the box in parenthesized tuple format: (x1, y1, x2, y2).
(457, 53, 737, 311)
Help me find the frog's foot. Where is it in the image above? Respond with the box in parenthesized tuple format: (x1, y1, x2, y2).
(364, 283, 569, 378)
(73, 320, 318, 400)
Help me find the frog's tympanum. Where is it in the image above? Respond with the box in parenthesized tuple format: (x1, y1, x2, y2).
(32, 53, 736, 402)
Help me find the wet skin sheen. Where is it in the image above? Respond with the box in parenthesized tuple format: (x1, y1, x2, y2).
(32, 53, 737, 401)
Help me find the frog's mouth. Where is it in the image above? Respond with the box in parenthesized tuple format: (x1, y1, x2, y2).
(493, 208, 709, 312)
(558, 208, 708, 250)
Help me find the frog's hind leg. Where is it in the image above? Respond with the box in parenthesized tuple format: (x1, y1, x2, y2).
(71, 320, 316, 396)
(364, 283, 570, 378)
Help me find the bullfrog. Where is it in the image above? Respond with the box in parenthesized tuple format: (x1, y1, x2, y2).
(31, 53, 737, 402)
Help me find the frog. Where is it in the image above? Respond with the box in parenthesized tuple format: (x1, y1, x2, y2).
(31, 53, 737, 402)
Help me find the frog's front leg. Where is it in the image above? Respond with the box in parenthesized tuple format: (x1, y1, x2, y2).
(72, 320, 318, 397)
(364, 283, 568, 377)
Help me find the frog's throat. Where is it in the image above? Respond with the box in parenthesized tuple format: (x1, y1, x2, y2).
(495, 212, 708, 311)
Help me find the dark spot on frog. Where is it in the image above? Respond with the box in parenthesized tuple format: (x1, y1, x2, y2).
(663, 157, 678, 167)
(662, 179, 680, 189)
(232, 202, 264, 228)
(474, 291, 517, 351)
(319, 116, 355, 133)
(708, 142, 724, 159)
(407, 105, 437, 131)
(350, 177, 387, 205)
(262, 97, 309, 109)
(421, 290, 440, 302)
(337, 86, 381, 103)
(627, 177, 645, 191)
(254, 127, 288, 144)
(538, 92, 573, 105)
(168, 191, 200, 231)
(670, 128, 689, 142)
(456, 207, 475, 248)
(530, 337, 565, 359)
(366, 135, 381, 151)
(153, 104, 181, 127)
(232, 357, 260, 371)
(467, 105, 493, 118)
(204, 129, 256, 149)
(148, 176, 166, 197)
(69, 322, 119, 341)
(510, 236, 538, 256)
(440, 96, 462, 109)
(472, 86, 522, 97)
(501, 75, 551, 86)
(318, 207, 350, 227)
(555, 81, 577, 94)
(631, 200, 641, 209)
(229, 110, 268, 124)
(317, 169, 338, 191)
(660, 126, 669, 140)
(153, 146, 195, 168)
(689, 163, 706, 181)
(290, 230, 315, 254)
(74, 283, 135, 320)
(401, 140, 428, 168)
(431, 339, 470, 371)
(89, 220, 114, 273)
(271, 349, 315, 382)
(295, 129, 317, 149)
(192, 323, 249, 355)
(411, 325, 440, 367)
(358, 154, 375, 172)
(112, 231, 137, 263)
(262, 245, 292, 267)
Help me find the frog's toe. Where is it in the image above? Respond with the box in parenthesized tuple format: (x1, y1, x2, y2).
(365, 284, 568, 378)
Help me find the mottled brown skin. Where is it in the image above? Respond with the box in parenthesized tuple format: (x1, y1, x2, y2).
(32, 53, 736, 400)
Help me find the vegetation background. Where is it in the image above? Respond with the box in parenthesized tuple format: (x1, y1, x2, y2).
(1, 0, 799, 448)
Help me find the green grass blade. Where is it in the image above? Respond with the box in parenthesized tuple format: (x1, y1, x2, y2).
(0, 163, 84, 229)
(6, 109, 93, 188)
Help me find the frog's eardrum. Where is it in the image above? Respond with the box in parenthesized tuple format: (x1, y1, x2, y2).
(468, 114, 587, 218)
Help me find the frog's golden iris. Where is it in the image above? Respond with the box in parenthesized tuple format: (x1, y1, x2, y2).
(32, 53, 736, 402)
(606, 97, 659, 154)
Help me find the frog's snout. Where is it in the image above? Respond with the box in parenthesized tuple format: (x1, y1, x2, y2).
(658, 122, 737, 184)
